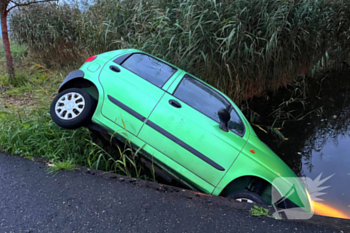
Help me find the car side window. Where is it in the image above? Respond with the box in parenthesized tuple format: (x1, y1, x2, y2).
(174, 74, 245, 136)
(121, 53, 177, 87)
(228, 109, 245, 136)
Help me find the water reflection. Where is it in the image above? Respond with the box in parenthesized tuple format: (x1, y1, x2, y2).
(251, 72, 350, 218)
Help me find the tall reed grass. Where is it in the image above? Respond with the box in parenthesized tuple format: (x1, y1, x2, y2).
(9, 0, 350, 100)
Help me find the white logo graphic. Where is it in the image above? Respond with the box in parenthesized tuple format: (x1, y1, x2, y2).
(271, 173, 334, 220)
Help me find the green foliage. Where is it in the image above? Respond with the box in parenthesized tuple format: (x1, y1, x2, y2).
(9, 3, 86, 66)
(0, 38, 28, 80)
(250, 205, 273, 218)
(87, 132, 153, 180)
(0, 38, 27, 60)
(9, 0, 350, 100)
(9, 43, 28, 60)
(48, 160, 77, 174)
(0, 108, 94, 164)
(0, 72, 31, 88)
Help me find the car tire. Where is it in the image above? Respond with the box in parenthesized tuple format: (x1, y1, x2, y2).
(50, 88, 95, 129)
(227, 190, 266, 205)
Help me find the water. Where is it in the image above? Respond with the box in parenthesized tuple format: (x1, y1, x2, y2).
(251, 72, 350, 219)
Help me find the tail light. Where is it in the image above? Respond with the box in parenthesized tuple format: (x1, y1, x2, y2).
(85, 55, 97, 63)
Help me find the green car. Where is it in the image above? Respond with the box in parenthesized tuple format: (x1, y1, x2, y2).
(50, 49, 312, 213)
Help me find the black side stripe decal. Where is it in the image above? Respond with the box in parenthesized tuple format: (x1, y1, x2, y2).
(107, 95, 225, 171)
(108, 95, 146, 122)
(145, 121, 225, 171)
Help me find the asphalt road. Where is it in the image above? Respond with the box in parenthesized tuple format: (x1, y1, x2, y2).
(0, 153, 342, 233)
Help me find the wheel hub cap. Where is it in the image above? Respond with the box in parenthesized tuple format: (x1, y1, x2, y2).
(66, 102, 74, 110)
(55, 92, 85, 120)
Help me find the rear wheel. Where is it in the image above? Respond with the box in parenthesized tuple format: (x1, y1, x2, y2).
(227, 190, 266, 205)
(50, 88, 95, 129)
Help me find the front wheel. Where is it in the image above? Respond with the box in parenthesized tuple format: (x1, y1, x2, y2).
(50, 88, 95, 129)
(227, 190, 266, 205)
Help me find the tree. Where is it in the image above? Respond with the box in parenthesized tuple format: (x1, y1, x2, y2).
(0, 0, 57, 79)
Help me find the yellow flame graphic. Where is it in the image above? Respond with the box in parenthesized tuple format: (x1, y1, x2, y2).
(313, 201, 350, 219)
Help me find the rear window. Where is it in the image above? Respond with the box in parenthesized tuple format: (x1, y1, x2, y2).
(121, 53, 177, 87)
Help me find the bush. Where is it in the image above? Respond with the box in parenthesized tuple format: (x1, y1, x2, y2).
(9, 3, 85, 65)
(10, 0, 350, 100)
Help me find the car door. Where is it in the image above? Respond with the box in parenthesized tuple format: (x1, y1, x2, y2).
(99, 53, 178, 136)
(138, 74, 248, 186)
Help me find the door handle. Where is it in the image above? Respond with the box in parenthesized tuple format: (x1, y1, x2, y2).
(109, 65, 121, 73)
(169, 99, 182, 108)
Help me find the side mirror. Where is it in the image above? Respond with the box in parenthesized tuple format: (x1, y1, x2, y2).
(218, 108, 230, 132)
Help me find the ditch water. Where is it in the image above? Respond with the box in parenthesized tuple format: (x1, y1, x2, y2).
(250, 72, 350, 219)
